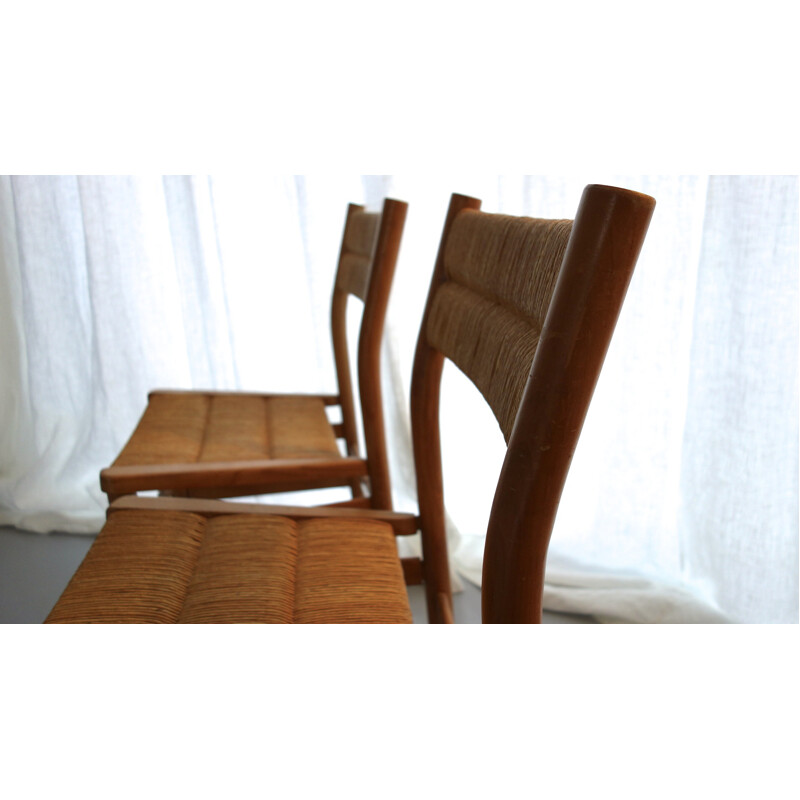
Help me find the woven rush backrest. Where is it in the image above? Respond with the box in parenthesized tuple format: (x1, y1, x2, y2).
(335, 207, 381, 301)
(426, 209, 573, 440)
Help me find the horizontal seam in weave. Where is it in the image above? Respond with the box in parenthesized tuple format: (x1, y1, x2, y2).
(429, 278, 543, 347)
(442, 275, 548, 330)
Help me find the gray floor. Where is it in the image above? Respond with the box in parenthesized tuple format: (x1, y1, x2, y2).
(1, 526, 97, 624)
(1, 525, 591, 624)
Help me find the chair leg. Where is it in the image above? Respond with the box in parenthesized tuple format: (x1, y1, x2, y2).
(348, 477, 365, 499)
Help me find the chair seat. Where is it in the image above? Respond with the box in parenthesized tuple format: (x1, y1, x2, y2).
(113, 391, 342, 468)
(45, 509, 413, 623)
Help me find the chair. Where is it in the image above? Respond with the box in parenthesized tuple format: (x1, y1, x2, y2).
(100, 198, 407, 511)
(46, 185, 655, 624)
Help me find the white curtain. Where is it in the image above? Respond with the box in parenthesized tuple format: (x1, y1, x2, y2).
(1, 175, 796, 623)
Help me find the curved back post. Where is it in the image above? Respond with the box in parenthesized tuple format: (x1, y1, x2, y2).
(331, 198, 407, 508)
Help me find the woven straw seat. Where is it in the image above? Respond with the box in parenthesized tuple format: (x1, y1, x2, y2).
(114, 393, 341, 466)
(101, 199, 407, 508)
(45, 509, 412, 623)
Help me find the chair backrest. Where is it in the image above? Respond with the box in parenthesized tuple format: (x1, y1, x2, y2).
(411, 186, 655, 622)
(331, 198, 407, 509)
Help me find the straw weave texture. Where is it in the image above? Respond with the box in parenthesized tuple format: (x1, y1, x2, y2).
(44, 510, 207, 623)
(345, 209, 380, 257)
(178, 515, 299, 622)
(428, 210, 573, 440)
(336, 209, 379, 300)
(114, 393, 341, 467)
(293, 518, 411, 623)
(46, 510, 412, 623)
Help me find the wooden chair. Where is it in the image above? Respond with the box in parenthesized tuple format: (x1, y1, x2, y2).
(46, 185, 654, 624)
(100, 198, 407, 511)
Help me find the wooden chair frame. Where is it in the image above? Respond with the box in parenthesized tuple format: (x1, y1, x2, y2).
(411, 187, 655, 621)
(50, 185, 654, 624)
(100, 198, 407, 510)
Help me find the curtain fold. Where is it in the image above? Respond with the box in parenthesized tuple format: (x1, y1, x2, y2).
(1, 174, 796, 622)
(677, 176, 799, 621)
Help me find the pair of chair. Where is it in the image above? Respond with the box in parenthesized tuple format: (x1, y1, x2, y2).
(46, 184, 655, 623)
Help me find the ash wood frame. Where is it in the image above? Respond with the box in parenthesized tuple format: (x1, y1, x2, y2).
(101, 198, 407, 510)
